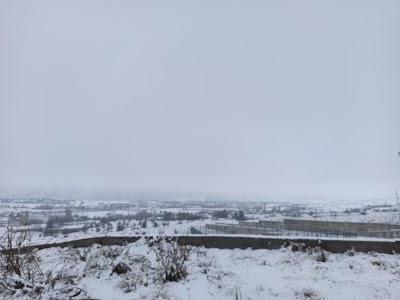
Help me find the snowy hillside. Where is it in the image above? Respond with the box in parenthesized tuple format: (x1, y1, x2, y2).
(2, 237, 399, 300)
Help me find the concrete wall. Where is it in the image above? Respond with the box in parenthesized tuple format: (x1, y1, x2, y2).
(284, 219, 400, 239)
(11, 236, 141, 254)
(237, 219, 400, 239)
(9, 235, 400, 255)
(179, 236, 400, 254)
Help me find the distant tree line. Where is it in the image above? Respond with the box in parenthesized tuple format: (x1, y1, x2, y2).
(93, 210, 204, 224)
(162, 211, 203, 221)
(212, 209, 246, 220)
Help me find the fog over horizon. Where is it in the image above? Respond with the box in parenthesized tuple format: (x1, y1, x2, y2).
(1, 1, 399, 200)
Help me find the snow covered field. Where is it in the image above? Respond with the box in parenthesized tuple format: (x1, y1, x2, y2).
(1, 195, 400, 299)
(4, 237, 400, 300)
(1, 194, 399, 246)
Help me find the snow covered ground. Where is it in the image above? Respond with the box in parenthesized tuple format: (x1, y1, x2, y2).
(1, 194, 399, 299)
(4, 237, 400, 300)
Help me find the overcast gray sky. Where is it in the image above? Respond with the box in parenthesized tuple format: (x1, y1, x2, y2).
(1, 1, 399, 199)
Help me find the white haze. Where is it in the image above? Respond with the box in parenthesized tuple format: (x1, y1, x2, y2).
(0, 1, 399, 200)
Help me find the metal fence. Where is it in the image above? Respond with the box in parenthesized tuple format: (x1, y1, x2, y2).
(188, 223, 358, 238)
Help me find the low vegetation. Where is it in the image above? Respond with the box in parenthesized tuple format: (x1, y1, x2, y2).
(0, 226, 85, 299)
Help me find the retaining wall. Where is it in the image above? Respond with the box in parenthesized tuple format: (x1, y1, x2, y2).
(284, 219, 400, 239)
(237, 219, 400, 239)
(10, 235, 400, 255)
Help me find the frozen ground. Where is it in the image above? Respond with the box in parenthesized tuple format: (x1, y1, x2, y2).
(1, 194, 399, 299)
(3, 238, 400, 300)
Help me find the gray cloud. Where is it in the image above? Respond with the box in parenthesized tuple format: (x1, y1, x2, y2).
(1, 1, 399, 199)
